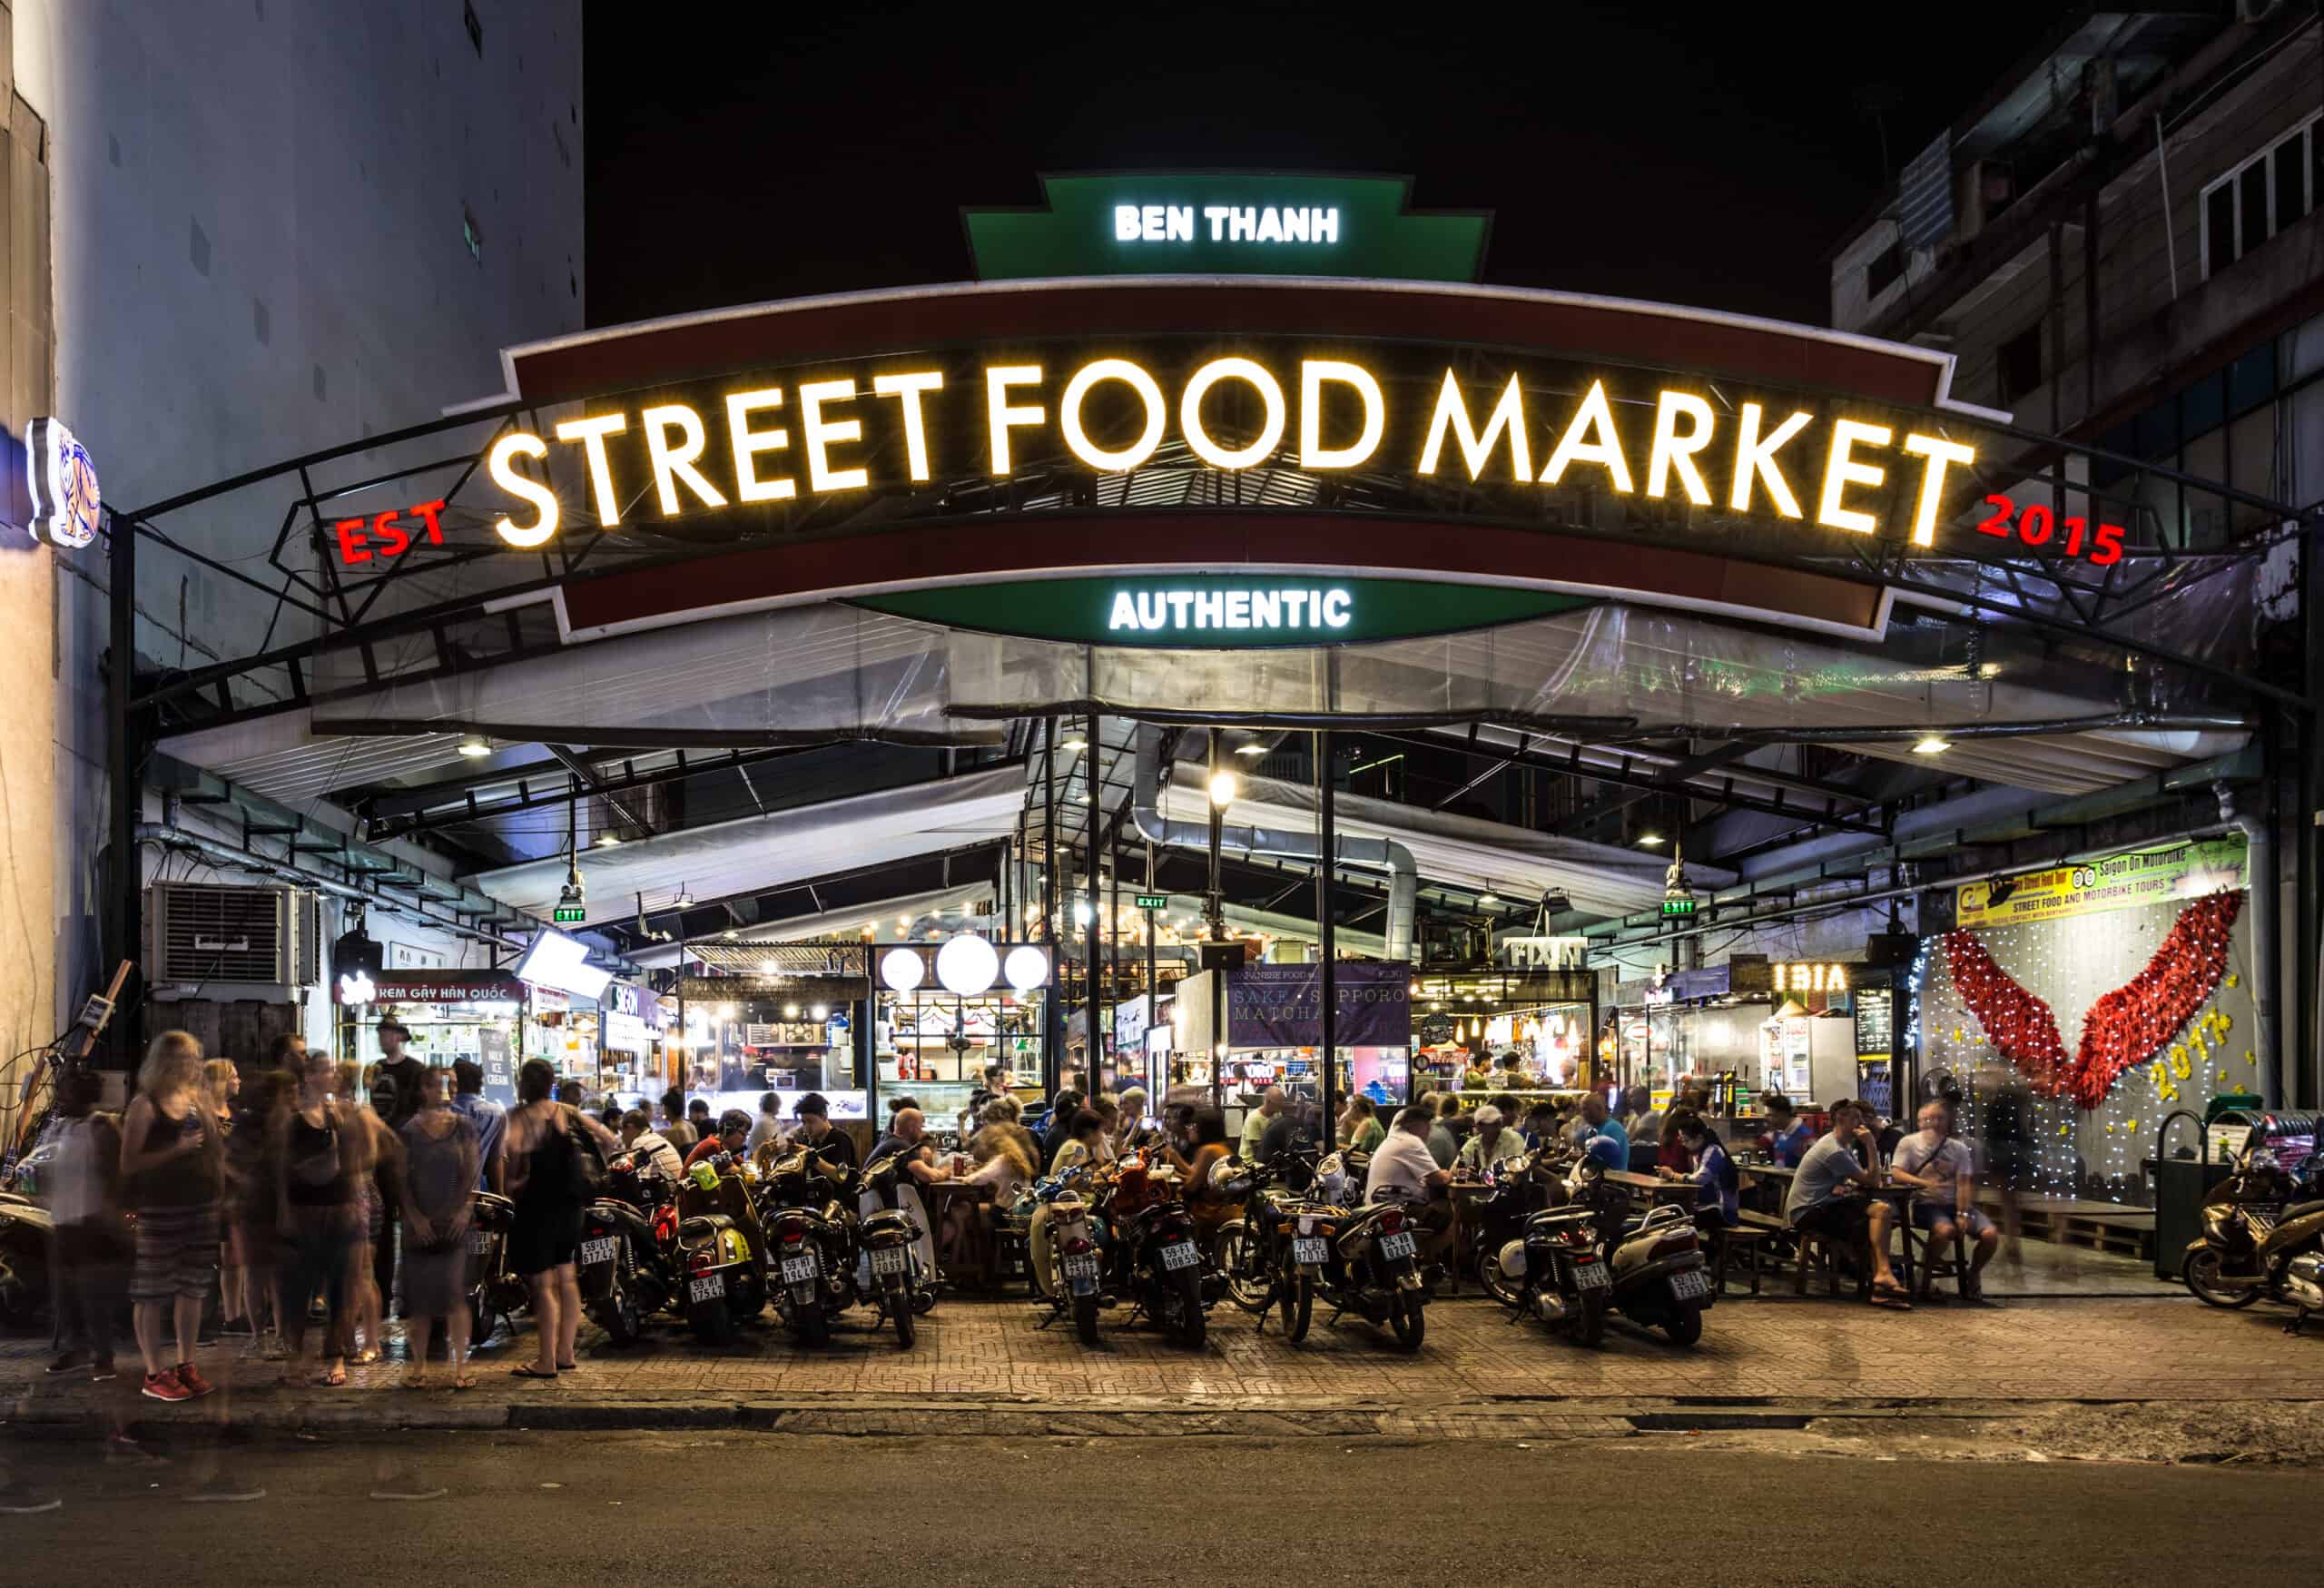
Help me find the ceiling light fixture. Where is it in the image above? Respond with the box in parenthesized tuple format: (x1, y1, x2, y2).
(1208, 770, 1239, 807)
(1912, 735, 1953, 755)
(595, 833, 622, 848)
(1636, 833, 1667, 848)
(1062, 737, 1088, 751)
(1233, 742, 1266, 756)
(1478, 893, 1500, 909)
(456, 734, 491, 758)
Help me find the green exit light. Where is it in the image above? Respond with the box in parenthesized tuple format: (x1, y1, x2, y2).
(552, 904, 587, 923)
(1661, 897, 1698, 917)
(1135, 894, 1168, 911)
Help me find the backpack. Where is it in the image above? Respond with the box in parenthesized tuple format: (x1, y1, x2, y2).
(564, 1106, 608, 1200)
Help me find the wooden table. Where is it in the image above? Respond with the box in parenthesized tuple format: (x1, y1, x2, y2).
(1607, 1169, 1700, 1209)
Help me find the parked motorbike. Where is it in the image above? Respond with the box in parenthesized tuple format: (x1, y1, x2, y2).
(1292, 1151, 1429, 1351)
(675, 1152, 768, 1344)
(754, 1141, 861, 1346)
(1094, 1148, 1207, 1347)
(859, 1147, 940, 1348)
(1572, 1160, 1714, 1346)
(577, 1151, 682, 1346)
(2183, 1142, 2324, 1332)
(1021, 1166, 1107, 1344)
(465, 1189, 531, 1344)
(1216, 1146, 1324, 1328)
(1471, 1147, 1608, 1346)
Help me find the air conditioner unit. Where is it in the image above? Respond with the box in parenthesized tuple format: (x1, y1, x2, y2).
(143, 883, 324, 1001)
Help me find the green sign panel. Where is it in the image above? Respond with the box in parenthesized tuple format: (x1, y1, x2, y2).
(1661, 897, 1699, 918)
(1134, 894, 1169, 911)
(965, 173, 1491, 282)
(854, 576, 1589, 649)
(551, 904, 587, 924)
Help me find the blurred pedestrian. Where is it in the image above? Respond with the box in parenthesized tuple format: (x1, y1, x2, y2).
(344, 1060, 406, 1366)
(44, 1069, 125, 1385)
(120, 1032, 222, 1402)
(201, 1060, 248, 1336)
(656, 1087, 696, 1152)
(277, 1049, 360, 1386)
(448, 1058, 507, 1193)
(369, 1017, 428, 1325)
(224, 1067, 293, 1354)
(504, 1059, 618, 1379)
(398, 1068, 480, 1387)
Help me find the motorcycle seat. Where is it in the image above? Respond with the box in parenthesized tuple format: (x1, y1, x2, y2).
(677, 1213, 732, 1240)
(2281, 1200, 2324, 1224)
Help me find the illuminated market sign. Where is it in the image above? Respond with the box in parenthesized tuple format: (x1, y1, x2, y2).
(852, 575, 1588, 647)
(473, 354, 1978, 559)
(1771, 962, 1851, 994)
(962, 172, 1490, 281)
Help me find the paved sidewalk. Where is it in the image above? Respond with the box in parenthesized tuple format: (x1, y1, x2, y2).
(5, 1280, 2315, 1436)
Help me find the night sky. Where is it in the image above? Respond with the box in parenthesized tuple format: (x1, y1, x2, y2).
(585, 0, 2070, 330)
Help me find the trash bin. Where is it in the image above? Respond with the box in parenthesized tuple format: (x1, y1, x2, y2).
(2150, 1110, 2231, 1281)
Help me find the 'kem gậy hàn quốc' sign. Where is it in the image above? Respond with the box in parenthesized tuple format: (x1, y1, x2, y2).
(470, 354, 1980, 557)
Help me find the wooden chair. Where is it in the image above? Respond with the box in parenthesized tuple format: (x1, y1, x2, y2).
(1793, 1224, 1872, 1299)
(1905, 1213, 1974, 1301)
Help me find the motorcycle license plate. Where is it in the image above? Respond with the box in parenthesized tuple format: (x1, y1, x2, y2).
(1572, 1259, 1610, 1290)
(780, 1255, 819, 1285)
(870, 1245, 911, 1277)
(1063, 1254, 1100, 1281)
(1669, 1267, 1711, 1301)
(1160, 1240, 1198, 1271)
(1378, 1230, 1417, 1260)
(688, 1273, 725, 1303)
(1292, 1237, 1329, 1265)
(579, 1237, 617, 1267)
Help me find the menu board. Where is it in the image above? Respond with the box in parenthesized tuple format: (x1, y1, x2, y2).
(1854, 991, 1893, 1060)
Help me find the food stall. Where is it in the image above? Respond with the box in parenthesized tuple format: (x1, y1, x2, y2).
(873, 937, 1053, 1138)
(335, 967, 528, 1104)
(1410, 966, 1596, 1108)
(676, 942, 874, 1127)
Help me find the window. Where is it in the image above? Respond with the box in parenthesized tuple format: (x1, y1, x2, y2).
(2201, 113, 2318, 277)
(1998, 322, 2043, 405)
(1865, 239, 1903, 300)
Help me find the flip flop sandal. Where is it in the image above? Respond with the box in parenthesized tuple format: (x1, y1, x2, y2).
(452, 1373, 478, 1391)
(317, 1366, 349, 1386)
(1869, 1284, 1913, 1310)
(508, 1365, 558, 1380)
(556, 1361, 578, 1372)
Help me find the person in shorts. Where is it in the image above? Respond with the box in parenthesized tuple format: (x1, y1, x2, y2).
(119, 1031, 225, 1401)
(1891, 1100, 1999, 1299)
(1784, 1100, 1909, 1308)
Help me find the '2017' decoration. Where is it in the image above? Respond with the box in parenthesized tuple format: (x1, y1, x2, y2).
(1941, 890, 2243, 1110)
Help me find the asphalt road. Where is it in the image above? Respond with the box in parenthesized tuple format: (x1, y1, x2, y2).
(0, 1429, 2306, 1584)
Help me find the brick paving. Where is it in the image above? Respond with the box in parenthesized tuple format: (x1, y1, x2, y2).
(5, 1283, 2318, 1425)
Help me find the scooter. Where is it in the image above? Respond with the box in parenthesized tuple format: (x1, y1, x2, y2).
(465, 1190, 531, 1344)
(1022, 1167, 1107, 1344)
(1095, 1149, 1207, 1347)
(1216, 1146, 1320, 1317)
(1483, 1151, 1610, 1346)
(2183, 1142, 2324, 1332)
(858, 1147, 940, 1348)
(675, 1153, 768, 1345)
(1472, 1145, 1568, 1306)
(1297, 1151, 1429, 1352)
(578, 1152, 681, 1346)
(754, 1141, 860, 1346)
(1573, 1160, 1714, 1346)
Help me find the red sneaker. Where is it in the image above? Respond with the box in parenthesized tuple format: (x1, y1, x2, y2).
(175, 1362, 215, 1397)
(141, 1368, 192, 1403)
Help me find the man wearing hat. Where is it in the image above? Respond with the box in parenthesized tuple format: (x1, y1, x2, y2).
(371, 1014, 428, 1315)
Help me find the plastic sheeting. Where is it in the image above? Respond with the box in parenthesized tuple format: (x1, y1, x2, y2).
(1158, 772, 1728, 918)
(464, 765, 1024, 923)
(292, 595, 2245, 799)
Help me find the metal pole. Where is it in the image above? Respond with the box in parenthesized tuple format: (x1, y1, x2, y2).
(1108, 815, 1121, 1092)
(1146, 838, 1159, 1102)
(1041, 716, 1061, 1096)
(1084, 711, 1101, 1093)
(1205, 729, 1225, 941)
(1317, 729, 1338, 1143)
(675, 952, 687, 1129)
(107, 515, 142, 1067)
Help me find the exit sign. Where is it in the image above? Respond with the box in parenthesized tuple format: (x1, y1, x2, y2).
(552, 904, 587, 923)
(1134, 894, 1169, 911)
(1661, 897, 1698, 918)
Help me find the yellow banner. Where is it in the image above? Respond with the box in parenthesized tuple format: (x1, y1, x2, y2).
(1955, 838, 2247, 930)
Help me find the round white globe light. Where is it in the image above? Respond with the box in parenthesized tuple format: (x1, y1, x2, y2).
(1003, 944, 1050, 991)
(880, 946, 925, 993)
(936, 933, 1000, 998)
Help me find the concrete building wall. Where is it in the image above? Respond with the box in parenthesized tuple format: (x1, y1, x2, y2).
(0, 1, 54, 1121)
(11, 0, 582, 1041)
